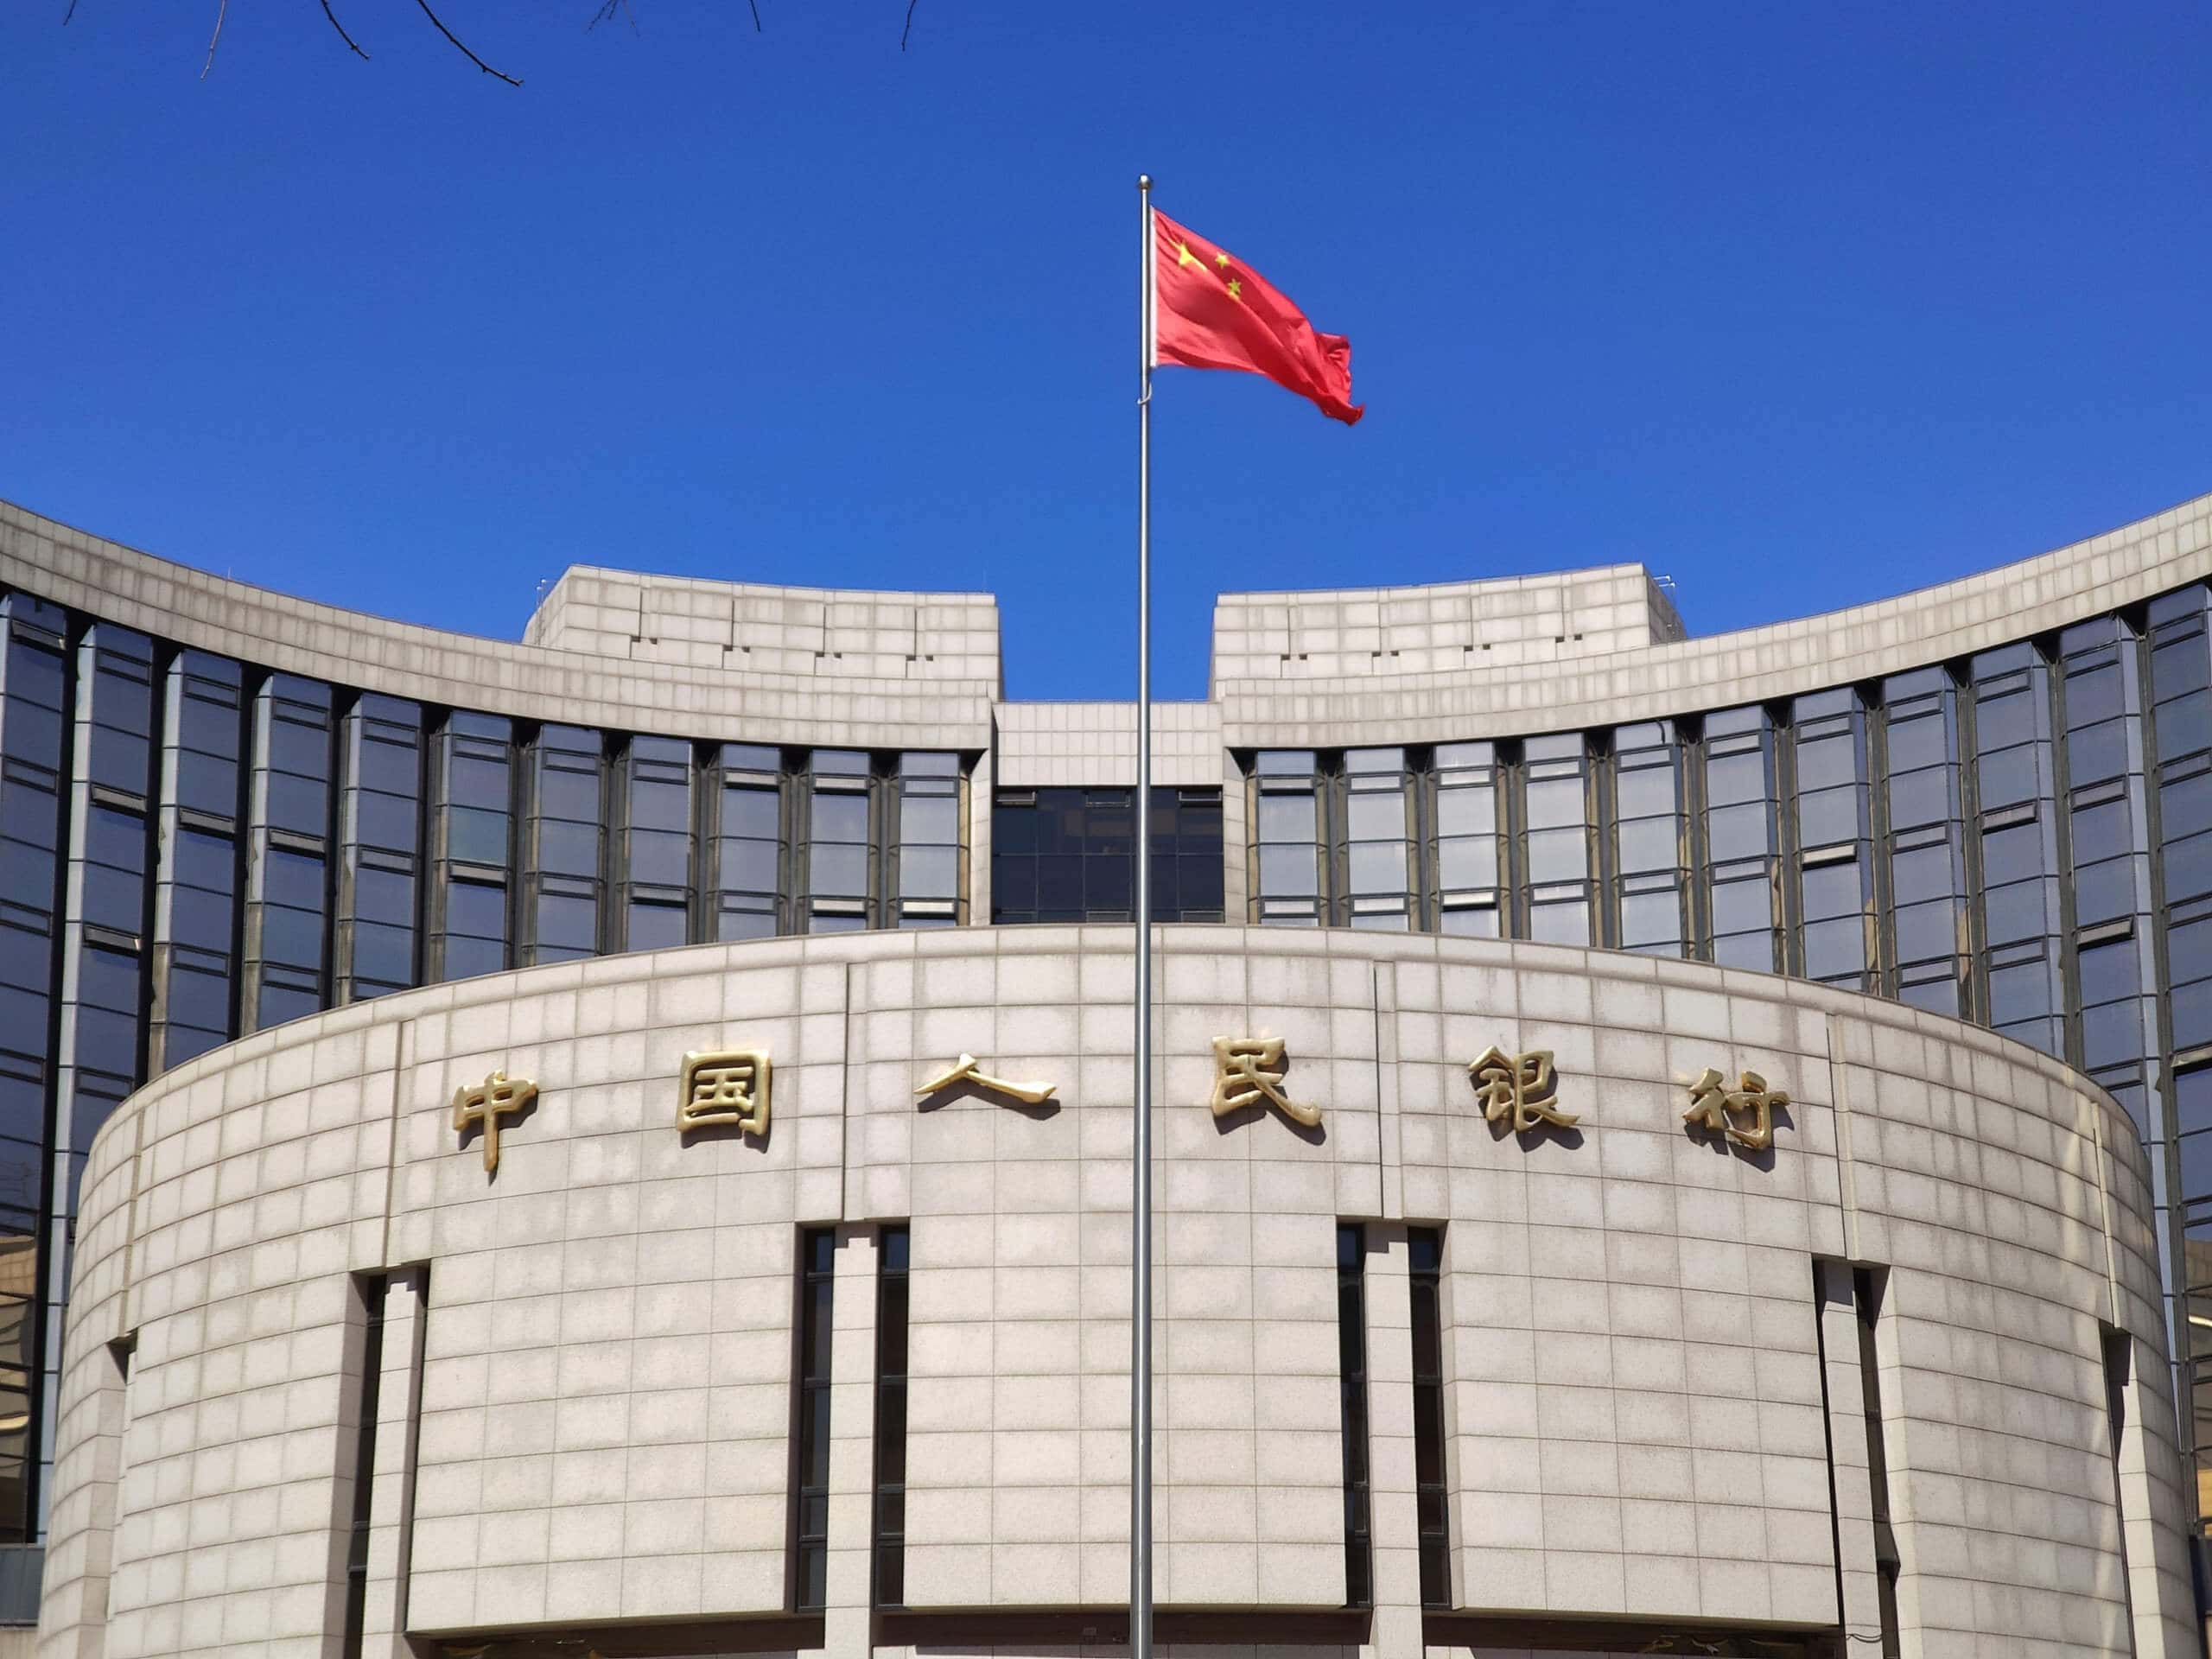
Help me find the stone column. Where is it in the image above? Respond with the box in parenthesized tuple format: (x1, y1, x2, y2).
(1810, 1258, 1882, 1650)
(824, 1226, 880, 1659)
(1362, 1224, 1421, 1659)
(359, 1268, 428, 1659)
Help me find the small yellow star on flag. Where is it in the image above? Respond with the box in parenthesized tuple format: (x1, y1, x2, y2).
(1177, 243, 1197, 267)
(1215, 252, 1230, 268)
(1226, 278, 1243, 301)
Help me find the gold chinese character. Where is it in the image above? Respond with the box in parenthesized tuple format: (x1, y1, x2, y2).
(679, 1049, 772, 1136)
(452, 1070, 537, 1174)
(1467, 1046, 1578, 1133)
(1209, 1037, 1321, 1128)
(914, 1053, 1056, 1106)
(1683, 1067, 1788, 1152)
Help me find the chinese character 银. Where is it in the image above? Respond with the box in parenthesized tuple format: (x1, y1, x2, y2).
(1467, 1046, 1578, 1133)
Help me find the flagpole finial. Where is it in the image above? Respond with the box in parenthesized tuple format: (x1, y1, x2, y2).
(1138, 174, 1152, 192)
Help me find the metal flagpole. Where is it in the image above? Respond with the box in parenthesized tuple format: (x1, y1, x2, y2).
(1130, 170, 1155, 1659)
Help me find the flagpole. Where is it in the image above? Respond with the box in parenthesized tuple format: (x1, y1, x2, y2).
(1130, 170, 1155, 1659)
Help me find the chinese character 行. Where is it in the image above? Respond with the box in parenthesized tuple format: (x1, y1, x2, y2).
(914, 1053, 1056, 1106)
(679, 1049, 772, 1136)
(1467, 1046, 1578, 1133)
(452, 1069, 537, 1174)
(1683, 1067, 1788, 1152)
(1210, 1036, 1321, 1128)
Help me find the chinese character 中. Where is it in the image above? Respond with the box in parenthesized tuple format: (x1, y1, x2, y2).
(914, 1053, 1057, 1106)
(1466, 1046, 1578, 1134)
(678, 1049, 772, 1136)
(452, 1069, 537, 1174)
(1209, 1037, 1321, 1128)
(1683, 1067, 1788, 1152)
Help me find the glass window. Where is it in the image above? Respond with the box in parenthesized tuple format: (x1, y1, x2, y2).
(895, 752, 963, 925)
(338, 696, 423, 1002)
(804, 751, 876, 930)
(523, 726, 603, 963)
(1254, 751, 1325, 925)
(151, 652, 243, 1070)
(1701, 709, 1779, 972)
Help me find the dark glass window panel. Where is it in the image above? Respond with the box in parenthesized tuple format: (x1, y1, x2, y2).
(1440, 906, 1500, 938)
(902, 796, 958, 846)
(78, 945, 140, 1015)
(447, 880, 507, 940)
(626, 902, 688, 951)
(2, 702, 61, 766)
(264, 772, 326, 836)
(86, 730, 151, 795)
(1619, 889, 1683, 950)
(1179, 853, 1224, 911)
(2171, 915, 2212, 987)
(1797, 787, 1865, 848)
(1983, 880, 2054, 948)
(350, 922, 414, 988)
(719, 837, 779, 894)
(1259, 843, 1319, 898)
(992, 802, 1037, 856)
(1258, 793, 1317, 842)
(442, 936, 505, 981)
(1615, 817, 1678, 876)
(1523, 778, 1586, 831)
(541, 821, 602, 879)
(1433, 786, 1496, 839)
(993, 857, 1038, 911)
(2071, 859, 2143, 930)
(2181, 1129, 2212, 1202)
(259, 906, 323, 971)
(2070, 800, 2133, 863)
(2158, 693, 2212, 763)
(1036, 855, 1083, 910)
(1976, 747, 2044, 810)
(1706, 803, 1773, 863)
(1614, 766, 1676, 819)
(85, 804, 147, 876)
(2067, 724, 2128, 787)
(1886, 714, 1952, 774)
(1524, 827, 1586, 884)
(1891, 843, 1960, 907)
(2175, 1070, 2212, 1138)
(722, 786, 779, 842)
(1988, 958, 2059, 1024)
(902, 845, 959, 900)
(1713, 931, 1778, 971)
(1796, 738, 1860, 793)
(2165, 772, 2212, 841)
(537, 767, 601, 823)
(2155, 632, 2212, 696)
(1802, 917, 1866, 981)
(1528, 899, 1590, 945)
(261, 848, 324, 912)
(449, 753, 510, 804)
(1346, 791, 1406, 843)
(448, 807, 509, 867)
(257, 982, 320, 1029)
(629, 830, 689, 888)
(1349, 840, 1408, 894)
(2168, 834, 2212, 906)
(1976, 689, 2041, 752)
(167, 885, 235, 950)
(164, 965, 230, 1032)
(1705, 749, 1770, 805)
(533, 892, 598, 954)
(716, 908, 776, 944)
(2067, 661, 2125, 727)
(1886, 768, 1955, 833)
(1897, 976, 1960, 1017)
(2082, 1000, 2145, 1071)
(1980, 823, 2050, 887)
(1086, 856, 1133, 911)
(170, 827, 236, 893)
(811, 793, 868, 844)
(353, 792, 417, 855)
(1800, 861, 1865, 922)
(810, 844, 869, 899)
(353, 866, 414, 925)
(628, 777, 689, 834)
(1893, 900, 1960, 969)
(353, 738, 419, 798)
(1708, 877, 1773, 936)
(173, 757, 240, 818)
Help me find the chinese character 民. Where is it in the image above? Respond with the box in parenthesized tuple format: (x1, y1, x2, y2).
(1210, 1036, 1321, 1128)
(914, 1053, 1057, 1106)
(1683, 1067, 1788, 1152)
(1467, 1046, 1578, 1134)
(679, 1049, 772, 1136)
(452, 1069, 537, 1174)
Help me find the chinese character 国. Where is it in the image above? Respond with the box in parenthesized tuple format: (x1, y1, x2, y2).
(679, 1049, 772, 1136)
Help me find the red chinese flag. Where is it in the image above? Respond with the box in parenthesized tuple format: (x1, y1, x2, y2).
(1152, 208, 1363, 426)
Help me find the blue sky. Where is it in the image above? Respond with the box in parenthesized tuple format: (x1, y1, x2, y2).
(3, 2, 2207, 702)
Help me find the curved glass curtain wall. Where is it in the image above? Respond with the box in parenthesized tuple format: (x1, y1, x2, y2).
(0, 585, 971, 1576)
(1240, 580, 2212, 1549)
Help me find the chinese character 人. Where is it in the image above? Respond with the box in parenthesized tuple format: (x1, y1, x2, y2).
(914, 1053, 1056, 1106)
(1467, 1046, 1578, 1133)
(1210, 1037, 1321, 1128)
(1683, 1067, 1788, 1152)
(452, 1070, 537, 1174)
(679, 1049, 772, 1137)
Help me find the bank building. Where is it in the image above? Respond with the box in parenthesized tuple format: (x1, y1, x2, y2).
(1, 490, 2210, 1658)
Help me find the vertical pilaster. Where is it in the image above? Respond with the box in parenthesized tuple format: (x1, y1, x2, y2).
(1811, 1259, 1881, 1649)
(1361, 1224, 1420, 1659)
(824, 1225, 880, 1659)
(2110, 1329, 2200, 1656)
(359, 1270, 426, 1659)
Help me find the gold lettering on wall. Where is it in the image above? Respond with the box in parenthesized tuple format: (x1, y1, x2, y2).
(1210, 1036, 1321, 1128)
(1466, 1046, 1578, 1133)
(452, 1070, 537, 1174)
(679, 1049, 772, 1136)
(914, 1053, 1057, 1106)
(1683, 1067, 1788, 1152)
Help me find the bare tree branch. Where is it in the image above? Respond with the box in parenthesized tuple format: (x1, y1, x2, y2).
(411, 0, 522, 84)
(321, 0, 371, 59)
(200, 0, 228, 78)
(900, 0, 917, 49)
(60, 0, 79, 25)
(586, 0, 639, 35)
(749, 0, 762, 32)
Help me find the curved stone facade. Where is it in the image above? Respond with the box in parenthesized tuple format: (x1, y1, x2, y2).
(5, 489, 2212, 1653)
(35, 930, 2197, 1657)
